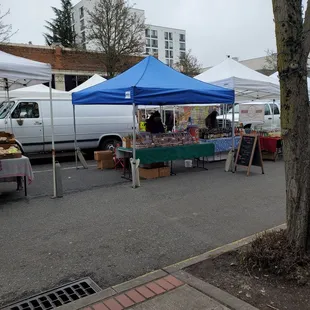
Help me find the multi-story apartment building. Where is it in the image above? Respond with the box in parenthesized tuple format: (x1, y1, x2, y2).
(144, 25, 186, 66)
(72, 0, 186, 66)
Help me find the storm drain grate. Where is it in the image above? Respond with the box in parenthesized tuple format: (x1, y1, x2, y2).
(2, 278, 101, 310)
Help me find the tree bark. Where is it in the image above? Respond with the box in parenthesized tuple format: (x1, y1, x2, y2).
(272, 0, 310, 253)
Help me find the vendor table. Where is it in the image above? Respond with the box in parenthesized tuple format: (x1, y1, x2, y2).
(0, 156, 34, 196)
(118, 143, 215, 178)
(200, 137, 241, 153)
(259, 136, 282, 161)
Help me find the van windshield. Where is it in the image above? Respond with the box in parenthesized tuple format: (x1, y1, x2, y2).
(0, 101, 15, 119)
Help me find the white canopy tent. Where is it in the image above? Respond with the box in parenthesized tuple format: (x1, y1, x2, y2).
(270, 71, 310, 97)
(0, 84, 70, 101)
(195, 57, 280, 102)
(0, 51, 57, 197)
(69, 74, 106, 93)
(195, 57, 281, 171)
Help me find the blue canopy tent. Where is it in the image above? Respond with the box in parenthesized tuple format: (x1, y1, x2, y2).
(72, 56, 235, 187)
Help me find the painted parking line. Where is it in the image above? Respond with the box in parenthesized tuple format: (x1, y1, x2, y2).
(33, 164, 97, 174)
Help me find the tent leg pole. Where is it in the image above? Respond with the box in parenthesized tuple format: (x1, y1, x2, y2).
(231, 103, 235, 173)
(132, 103, 137, 188)
(173, 106, 176, 132)
(49, 81, 57, 197)
(73, 105, 78, 169)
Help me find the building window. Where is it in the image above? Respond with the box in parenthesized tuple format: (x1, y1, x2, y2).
(169, 32, 173, 40)
(168, 41, 173, 49)
(170, 50, 173, 58)
(151, 39, 158, 47)
(180, 42, 186, 51)
(146, 38, 150, 47)
(179, 33, 185, 42)
(80, 19, 85, 31)
(165, 59, 173, 67)
(165, 41, 168, 49)
(71, 12, 75, 23)
(152, 49, 158, 54)
(145, 29, 150, 37)
(180, 51, 186, 58)
(165, 50, 169, 58)
(79, 6, 84, 19)
(164, 32, 168, 40)
(145, 48, 150, 55)
(151, 29, 158, 38)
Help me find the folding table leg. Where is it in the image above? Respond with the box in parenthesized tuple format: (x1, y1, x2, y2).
(24, 176, 27, 197)
(170, 161, 176, 175)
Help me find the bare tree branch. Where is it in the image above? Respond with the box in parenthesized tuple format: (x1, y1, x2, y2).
(87, 0, 145, 77)
(0, 6, 17, 42)
(174, 49, 202, 77)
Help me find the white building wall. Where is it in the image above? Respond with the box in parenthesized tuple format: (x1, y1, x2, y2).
(145, 25, 186, 66)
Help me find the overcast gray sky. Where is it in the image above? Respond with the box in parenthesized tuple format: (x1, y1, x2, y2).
(3, 0, 276, 67)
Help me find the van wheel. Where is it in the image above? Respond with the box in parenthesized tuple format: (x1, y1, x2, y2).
(99, 138, 121, 151)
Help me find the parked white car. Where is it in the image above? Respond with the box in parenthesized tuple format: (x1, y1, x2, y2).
(217, 102, 281, 129)
(0, 97, 134, 154)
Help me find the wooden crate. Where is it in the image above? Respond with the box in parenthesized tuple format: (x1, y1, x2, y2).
(139, 167, 159, 179)
(158, 166, 170, 177)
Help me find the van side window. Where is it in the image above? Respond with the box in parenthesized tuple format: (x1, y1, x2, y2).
(12, 102, 39, 119)
(270, 103, 280, 115)
(264, 104, 271, 115)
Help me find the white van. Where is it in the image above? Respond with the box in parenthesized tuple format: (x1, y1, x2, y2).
(217, 102, 281, 129)
(0, 97, 133, 153)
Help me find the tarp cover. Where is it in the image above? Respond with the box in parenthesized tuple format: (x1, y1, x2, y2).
(195, 57, 280, 101)
(69, 74, 106, 93)
(0, 51, 52, 91)
(72, 56, 234, 106)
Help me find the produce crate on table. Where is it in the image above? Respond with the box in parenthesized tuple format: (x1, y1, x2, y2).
(0, 144, 22, 159)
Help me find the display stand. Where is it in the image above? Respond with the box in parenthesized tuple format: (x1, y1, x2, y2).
(235, 135, 264, 176)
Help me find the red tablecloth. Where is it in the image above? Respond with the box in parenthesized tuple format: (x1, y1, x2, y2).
(259, 137, 282, 153)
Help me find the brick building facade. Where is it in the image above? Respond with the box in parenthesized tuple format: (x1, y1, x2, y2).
(0, 43, 144, 91)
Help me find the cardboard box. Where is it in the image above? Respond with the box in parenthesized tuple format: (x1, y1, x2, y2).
(94, 150, 113, 161)
(158, 166, 170, 177)
(98, 159, 115, 170)
(139, 167, 159, 179)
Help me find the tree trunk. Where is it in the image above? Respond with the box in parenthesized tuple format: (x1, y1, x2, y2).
(273, 0, 310, 253)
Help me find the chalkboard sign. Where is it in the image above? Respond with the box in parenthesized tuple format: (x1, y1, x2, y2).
(235, 135, 264, 176)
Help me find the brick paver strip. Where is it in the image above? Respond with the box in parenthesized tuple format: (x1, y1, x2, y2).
(135, 285, 156, 299)
(115, 294, 135, 308)
(103, 298, 124, 310)
(126, 289, 146, 303)
(92, 303, 109, 310)
(145, 282, 166, 295)
(155, 278, 175, 290)
(164, 275, 184, 287)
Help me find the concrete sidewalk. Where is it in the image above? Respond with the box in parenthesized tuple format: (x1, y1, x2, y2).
(57, 270, 257, 310)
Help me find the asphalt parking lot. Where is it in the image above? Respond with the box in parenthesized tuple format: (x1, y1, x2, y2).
(0, 159, 285, 307)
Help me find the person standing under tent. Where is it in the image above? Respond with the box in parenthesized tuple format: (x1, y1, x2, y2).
(205, 110, 219, 129)
(146, 111, 165, 134)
